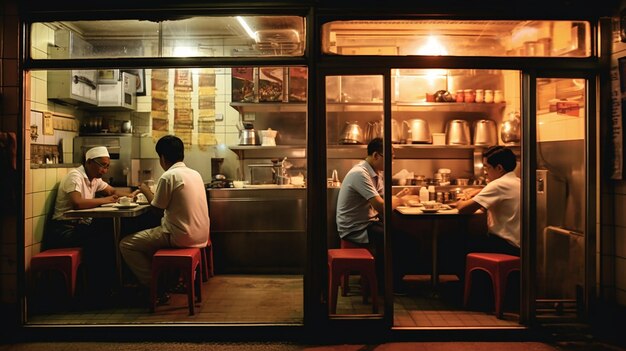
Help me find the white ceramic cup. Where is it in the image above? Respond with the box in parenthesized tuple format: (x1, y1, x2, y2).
(119, 196, 131, 206)
(233, 180, 244, 188)
(136, 193, 147, 203)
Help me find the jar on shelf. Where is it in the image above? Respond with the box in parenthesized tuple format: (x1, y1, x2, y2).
(475, 89, 484, 103)
(464, 89, 475, 103)
(494, 90, 504, 103)
(455, 90, 464, 103)
(484, 89, 494, 103)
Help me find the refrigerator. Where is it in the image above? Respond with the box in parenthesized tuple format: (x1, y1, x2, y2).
(536, 140, 585, 312)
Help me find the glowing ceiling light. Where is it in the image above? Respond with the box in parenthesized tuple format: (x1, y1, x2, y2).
(173, 46, 197, 57)
(236, 16, 257, 40)
(418, 36, 448, 56)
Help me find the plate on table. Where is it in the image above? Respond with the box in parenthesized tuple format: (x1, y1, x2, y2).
(112, 203, 139, 209)
(421, 208, 440, 213)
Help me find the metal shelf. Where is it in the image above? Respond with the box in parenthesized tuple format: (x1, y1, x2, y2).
(230, 101, 506, 113)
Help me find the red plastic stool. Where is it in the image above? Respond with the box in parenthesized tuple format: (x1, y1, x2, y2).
(339, 239, 366, 296)
(30, 248, 83, 298)
(328, 248, 378, 314)
(151, 248, 203, 315)
(463, 252, 520, 318)
(201, 240, 214, 282)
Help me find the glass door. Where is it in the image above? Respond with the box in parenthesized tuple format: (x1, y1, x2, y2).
(530, 75, 594, 323)
(325, 74, 387, 318)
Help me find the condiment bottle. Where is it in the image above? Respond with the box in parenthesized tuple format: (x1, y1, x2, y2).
(428, 185, 436, 201)
(455, 90, 464, 103)
(475, 89, 484, 103)
(494, 90, 504, 103)
(484, 90, 494, 103)
(419, 186, 429, 202)
(464, 89, 475, 103)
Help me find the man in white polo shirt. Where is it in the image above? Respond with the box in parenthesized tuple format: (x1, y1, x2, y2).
(120, 135, 209, 302)
(455, 145, 520, 257)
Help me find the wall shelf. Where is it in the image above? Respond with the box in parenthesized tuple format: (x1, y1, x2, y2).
(230, 101, 506, 114)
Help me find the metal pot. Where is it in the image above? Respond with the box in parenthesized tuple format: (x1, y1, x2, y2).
(501, 112, 521, 144)
(405, 118, 431, 144)
(473, 119, 497, 146)
(445, 119, 470, 145)
(339, 121, 364, 144)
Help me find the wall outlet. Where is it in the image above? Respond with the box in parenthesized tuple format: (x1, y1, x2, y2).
(216, 113, 224, 121)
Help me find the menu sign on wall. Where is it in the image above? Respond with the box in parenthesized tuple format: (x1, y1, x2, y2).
(612, 60, 625, 180)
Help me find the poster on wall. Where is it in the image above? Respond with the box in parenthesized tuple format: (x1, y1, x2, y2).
(198, 69, 217, 149)
(612, 58, 626, 180)
(151, 69, 170, 141)
(174, 69, 193, 148)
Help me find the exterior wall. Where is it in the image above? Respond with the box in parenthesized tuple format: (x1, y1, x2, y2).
(0, 0, 20, 310)
(606, 5, 626, 308)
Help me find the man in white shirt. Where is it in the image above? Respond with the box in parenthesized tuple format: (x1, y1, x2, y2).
(45, 146, 137, 299)
(455, 145, 520, 256)
(120, 135, 209, 301)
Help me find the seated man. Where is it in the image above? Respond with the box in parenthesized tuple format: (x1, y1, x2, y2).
(120, 135, 209, 301)
(336, 137, 410, 294)
(455, 145, 520, 257)
(45, 146, 138, 297)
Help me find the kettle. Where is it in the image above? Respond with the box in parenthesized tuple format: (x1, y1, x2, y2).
(391, 119, 405, 144)
(405, 118, 431, 144)
(473, 119, 497, 146)
(238, 122, 258, 145)
(339, 122, 364, 144)
(445, 119, 471, 145)
(365, 120, 382, 142)
(501, 112, 521, 144)
(121, 120, 132, 133)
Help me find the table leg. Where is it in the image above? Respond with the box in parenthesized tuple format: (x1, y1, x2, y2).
(113, 217, 123, 287)
(431, 219, 439, 289)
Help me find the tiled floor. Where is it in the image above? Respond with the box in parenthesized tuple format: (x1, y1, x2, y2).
(27, 274, 520, 328)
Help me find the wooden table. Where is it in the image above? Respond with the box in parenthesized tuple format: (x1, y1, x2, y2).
(63, 204, 150, 286)
(395, 206, 481, 289)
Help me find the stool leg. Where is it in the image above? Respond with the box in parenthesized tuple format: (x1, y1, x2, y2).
(329, 268, 340, 314)
(463, 268, 473, 307)
(363, 269, 378, 314)
(184, 265, 195, 316)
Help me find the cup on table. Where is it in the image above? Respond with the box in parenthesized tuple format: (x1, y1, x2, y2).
(423, 201, 440, 210)
(136, 193, 147, 203)
(233, 180, 244, 188)
(119, 196, 132, 206)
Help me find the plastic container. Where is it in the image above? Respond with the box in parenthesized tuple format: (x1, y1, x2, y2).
(419, 186, 429, 202)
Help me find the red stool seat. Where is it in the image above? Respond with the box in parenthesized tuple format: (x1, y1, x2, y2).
(151, 248, 203, 315)
(328, 248, 378, 314)
(463, 252, 520, 318)
(31, 248, 83, 298)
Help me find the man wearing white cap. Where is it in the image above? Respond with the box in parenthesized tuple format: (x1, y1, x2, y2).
(44, 146, 137, 300)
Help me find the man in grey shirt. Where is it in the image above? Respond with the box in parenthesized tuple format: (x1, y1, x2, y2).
(336, 138, 410, 294)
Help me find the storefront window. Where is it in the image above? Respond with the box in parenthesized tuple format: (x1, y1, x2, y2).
(321, 20, 590, 58)
(30, 16, 305, 59)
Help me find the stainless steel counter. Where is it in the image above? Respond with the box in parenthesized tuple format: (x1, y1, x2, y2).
(208, 188, 306, 274)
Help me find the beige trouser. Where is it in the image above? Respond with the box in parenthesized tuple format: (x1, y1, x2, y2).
(119, 226, 171, 286)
